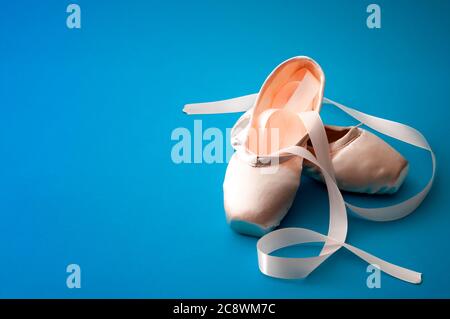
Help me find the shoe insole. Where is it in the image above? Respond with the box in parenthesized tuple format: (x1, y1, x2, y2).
(252, 70, 320, 155)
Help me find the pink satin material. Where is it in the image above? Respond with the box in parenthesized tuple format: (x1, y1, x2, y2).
(304, 125, 409, 194)
(223, 57, 324, 235)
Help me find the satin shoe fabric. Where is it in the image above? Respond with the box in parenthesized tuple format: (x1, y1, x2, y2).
(303, 124, 409, 194)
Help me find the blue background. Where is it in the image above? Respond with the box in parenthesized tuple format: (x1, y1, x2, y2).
(0, 0, 449, 298)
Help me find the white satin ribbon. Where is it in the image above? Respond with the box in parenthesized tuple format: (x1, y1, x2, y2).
(183, 94, 434, 284)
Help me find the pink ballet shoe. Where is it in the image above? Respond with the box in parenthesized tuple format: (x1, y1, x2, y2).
(303, 125, 409, 194)
(223, 57, 325, 236)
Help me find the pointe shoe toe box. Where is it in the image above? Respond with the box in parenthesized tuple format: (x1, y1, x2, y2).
(334, 130, 408, 194)
(223, 154, 302, 236)
(305, 128, 408, 194)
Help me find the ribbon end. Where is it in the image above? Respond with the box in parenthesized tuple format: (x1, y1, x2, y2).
(413, 273, 423, 285)
(182, 104, 193, 114)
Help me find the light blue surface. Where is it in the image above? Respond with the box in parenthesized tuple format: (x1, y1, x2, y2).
(0, 0, 449, 298)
